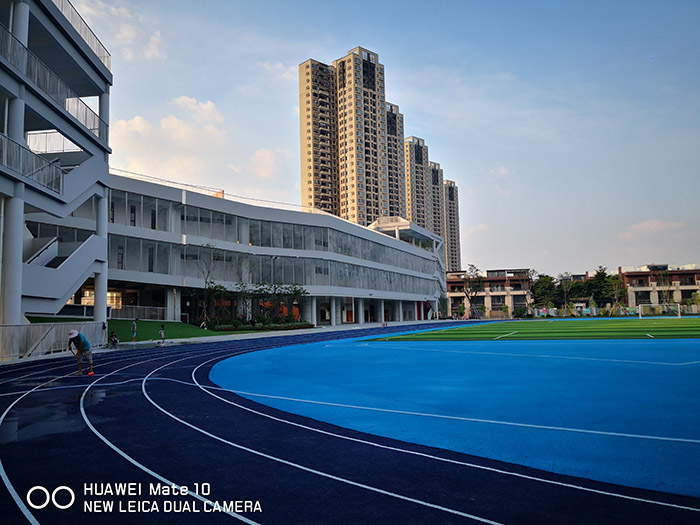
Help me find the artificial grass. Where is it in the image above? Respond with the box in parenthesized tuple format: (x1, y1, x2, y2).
(379, 317, 700, 341)
(27, 317, 254, 343)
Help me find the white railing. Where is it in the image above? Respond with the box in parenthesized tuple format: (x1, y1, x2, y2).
(0, 23, 107, 141)
(0, 132, 64, 193)
(48, 0, 111, 70)
(27, 131, 81, 154)
(0, 321, 103, 362)
(110, 306, 168, 321)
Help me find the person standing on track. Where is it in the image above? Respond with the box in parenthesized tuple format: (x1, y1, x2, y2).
(131, 318, 138, 342)
(68, 329, 94, 376)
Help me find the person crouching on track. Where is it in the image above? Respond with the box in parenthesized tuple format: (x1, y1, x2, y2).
(68, 329, 94, 376)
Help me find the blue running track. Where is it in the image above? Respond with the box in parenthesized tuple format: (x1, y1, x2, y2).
(1, 322, 699, 524)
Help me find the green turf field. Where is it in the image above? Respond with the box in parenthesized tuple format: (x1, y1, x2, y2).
(380, 317, 700, 341)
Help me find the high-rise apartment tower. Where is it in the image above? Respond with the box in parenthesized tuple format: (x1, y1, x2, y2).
(300, 47, 405, 226)
(443, 180, 461, 271)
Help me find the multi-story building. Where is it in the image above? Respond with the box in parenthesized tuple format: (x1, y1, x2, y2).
(619, 264, 700, 307)
(443, 180, 461, 271)
(0, 0, 112, 336)
(428, 161, 444, 237)
(446, 268, 533, 319)
(93, 173, 446, 326)
(300, 47, 406, 226)
(404, 136, 430, 229)
(299, 59, 338, 215)
(385, 102, 405, 218)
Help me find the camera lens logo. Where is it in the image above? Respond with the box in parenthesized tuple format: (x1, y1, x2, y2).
(26, 486, 75, 510)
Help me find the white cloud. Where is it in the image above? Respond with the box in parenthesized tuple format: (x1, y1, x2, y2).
(173, 96, 224, 123)
(618, 219, 684, 241)
(144, 31, 166, 60)
(258, 61, 297, 81)
(489, 166, 511, 177)
(72, 0, 165, 61)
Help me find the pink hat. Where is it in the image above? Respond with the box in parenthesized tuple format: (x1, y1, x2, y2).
(68, 330, 78, 339)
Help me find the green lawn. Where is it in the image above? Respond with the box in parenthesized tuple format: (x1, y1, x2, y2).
(27, 318, 253, 342)
(379, 317, 700, 341)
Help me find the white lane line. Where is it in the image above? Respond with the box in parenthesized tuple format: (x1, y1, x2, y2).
(391, 347, 696, 366)
(493, 331, 518, 340)
(80, 351, 259, 524)
(142, 357, 502, 524)
(0, 370, 80, 524)
(192, 357, 700, 513)
(228, 390, 700, 445)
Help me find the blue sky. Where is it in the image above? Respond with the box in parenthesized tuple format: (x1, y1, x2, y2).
(75, 0, 700, 276)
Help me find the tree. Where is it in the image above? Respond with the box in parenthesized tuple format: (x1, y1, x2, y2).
(558, 272, 573, 314)
(590, 266, 614, 306)
(463, 264, 484, 318)
(532, 274, 556, 308)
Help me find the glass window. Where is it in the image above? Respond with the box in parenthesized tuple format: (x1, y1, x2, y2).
(261, 221, 272, 247)
(212, 212, 225, 240)
(249, 255, 261, 284)
(294, 258, 304, 285)
(304, 225, 315, 250)
(185, 246, 199, 278)
(238, 217, 249, 244)
(156, 242, 170, 274)
(126, 237, 140, 271)
(294, 224, 304, 250)
(110, 190, 127, 225)
(261, 256, 272, 283)
(58, 226, 75, 243)
(157, 199, 170, 232)
(199, 209, 212, 238)
(283, 258, 294, 284)
(76, 229, 91, 242)
(127, 194, 141, 227)
(271, 222, 283, 248)
(249, 220, 260, 246)
(185, 206, 198, 236)
(283, 223, 294, 249)
(273, 257, 283, 283)
(213, 249, 226, 281)
(143, 196, 156, 229)
(142, 240, 155, 272)
(109, 235, 125, 270)
(225, 214, 237, 243)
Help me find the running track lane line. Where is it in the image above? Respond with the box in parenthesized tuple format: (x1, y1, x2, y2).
(79, 349, 260, 524)
(192, 355, 700, 513)
(143, 353, 503, 524)
(229, 390, 700, 445)
(0, 368, 82, 525)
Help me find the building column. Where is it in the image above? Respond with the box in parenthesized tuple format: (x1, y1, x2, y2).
(165, 288, 182, 321)
(379, 299, 385, 323)
(1, 182, 24, 324)
(330, 296, 337, 326)
(306, 296, 317, 326)
(93, 188, 108, 323)
(398, 301, 403, 322)
(357, 298, 364, 324)
(99, 90, 110, 148)
(7, 88, 25, 145)
(11, 1, 30, 46)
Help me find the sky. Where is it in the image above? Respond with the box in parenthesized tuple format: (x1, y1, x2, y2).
(74, 0, 700, 277)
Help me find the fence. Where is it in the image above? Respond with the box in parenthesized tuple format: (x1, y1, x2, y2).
(0, 321, 103, 362)
(109, 306, 169, 321)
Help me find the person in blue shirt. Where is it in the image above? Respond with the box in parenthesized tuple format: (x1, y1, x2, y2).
(68, 329, 94, 376)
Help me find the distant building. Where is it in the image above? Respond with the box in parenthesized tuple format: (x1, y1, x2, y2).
(299, 46, 461, 266)
(446, 269, 533, 318)
(619, 264, 700, 307)
(300, 47, 405, 226)
(443, 180, 461, 271)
